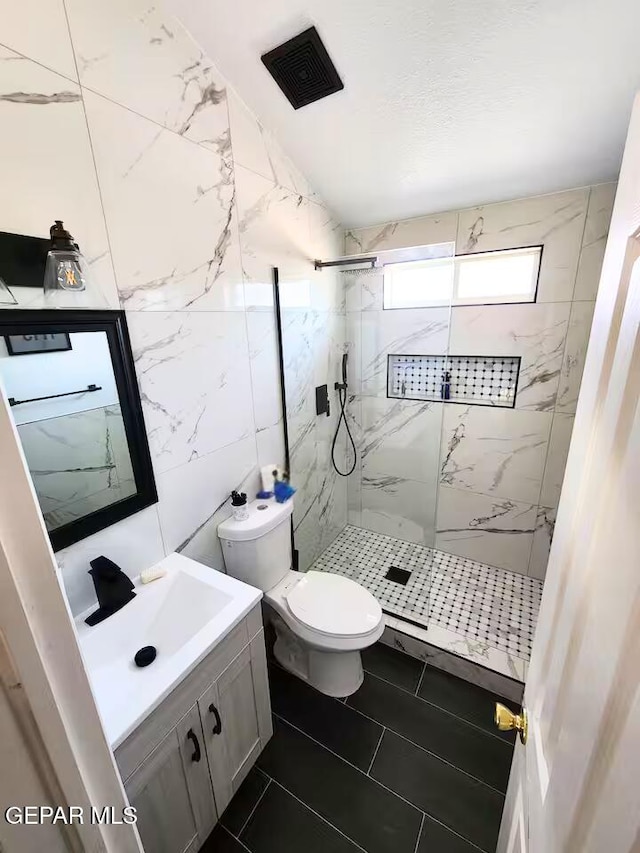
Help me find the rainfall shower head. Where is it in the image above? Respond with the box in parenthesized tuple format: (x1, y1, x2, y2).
(339, 265, 381, 276)
(314, 256, 379, 274)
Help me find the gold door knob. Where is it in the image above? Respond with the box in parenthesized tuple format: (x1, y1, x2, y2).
(495, 703, 528, 744)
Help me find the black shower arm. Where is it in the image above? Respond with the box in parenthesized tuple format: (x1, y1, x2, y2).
(314, 257, 377, 271)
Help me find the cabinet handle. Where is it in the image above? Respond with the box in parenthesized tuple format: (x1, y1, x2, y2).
(187, 728, 201, 762)
(209, 703, 223, 735)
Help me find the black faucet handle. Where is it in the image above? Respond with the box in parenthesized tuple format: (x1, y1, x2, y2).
(85, 556, 136, 626)
(89, 556, 129, 582)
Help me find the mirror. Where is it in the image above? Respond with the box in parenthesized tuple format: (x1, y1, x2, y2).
(0, 310, 157, 550)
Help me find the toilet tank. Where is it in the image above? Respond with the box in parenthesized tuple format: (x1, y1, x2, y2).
(217, 498, 293, 591)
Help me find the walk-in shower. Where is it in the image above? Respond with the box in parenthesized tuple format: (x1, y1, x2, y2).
(277, 185, 613, 685)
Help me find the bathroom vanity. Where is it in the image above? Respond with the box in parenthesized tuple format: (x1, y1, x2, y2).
(75, 553, 271, 853)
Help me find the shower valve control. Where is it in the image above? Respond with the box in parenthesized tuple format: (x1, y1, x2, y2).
(315, 384, 330, 417)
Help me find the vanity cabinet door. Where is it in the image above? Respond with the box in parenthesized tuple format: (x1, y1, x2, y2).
(175, 704, 218, 841)
(125, 727, 199, 853)
(125, 704, 216, 853)
(199, 633, 272, 814)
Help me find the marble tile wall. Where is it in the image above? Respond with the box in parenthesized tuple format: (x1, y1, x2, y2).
(345, 185, 616, 578)
(279, 224, 347, 571)
(17, 404, 135, 529)
(0, 0, 342, 613)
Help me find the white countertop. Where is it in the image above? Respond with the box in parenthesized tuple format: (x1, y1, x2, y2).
(74, 553, 262, 748)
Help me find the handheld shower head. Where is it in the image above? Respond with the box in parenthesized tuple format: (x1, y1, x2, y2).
(331, 352, 356, 476)
(336, 353, 348, 391)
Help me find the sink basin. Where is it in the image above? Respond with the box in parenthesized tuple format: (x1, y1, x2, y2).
(75, 552, 262, 747)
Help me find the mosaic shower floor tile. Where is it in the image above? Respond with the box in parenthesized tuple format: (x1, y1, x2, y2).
(310, 525, 543, 662)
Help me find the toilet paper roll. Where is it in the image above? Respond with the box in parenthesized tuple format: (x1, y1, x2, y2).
(260, 464, 279, 493)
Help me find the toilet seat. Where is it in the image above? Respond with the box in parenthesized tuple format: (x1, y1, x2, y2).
(286, 571, 382, 638)
(264, 570, 384, 653)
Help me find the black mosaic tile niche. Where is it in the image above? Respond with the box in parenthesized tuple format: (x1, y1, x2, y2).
(387, 354, 520, 408)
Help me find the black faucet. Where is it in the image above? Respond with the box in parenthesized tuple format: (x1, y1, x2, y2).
(85, 556, 136, 626)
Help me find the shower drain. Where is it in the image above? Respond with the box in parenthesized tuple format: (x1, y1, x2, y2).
(384, 566, 412, 586)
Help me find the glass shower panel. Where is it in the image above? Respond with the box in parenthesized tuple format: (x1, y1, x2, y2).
(277, 242, 457, 633)
(335, 244, 455, 630)
(277, 264, 349, 573)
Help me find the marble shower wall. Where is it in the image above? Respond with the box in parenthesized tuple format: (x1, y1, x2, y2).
(17, 404, 135, 530)
(345, 184, 616, 578)
(0, 0, 343, 613)
(278, 217, 347, 571)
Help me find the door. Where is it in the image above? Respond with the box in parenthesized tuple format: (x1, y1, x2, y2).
(126, 704, 216, 853)
(498, 92, 640, 853)
(199, 637, 272, 814)
(0, 656, 71, 853)
(0, 371, 142, 852)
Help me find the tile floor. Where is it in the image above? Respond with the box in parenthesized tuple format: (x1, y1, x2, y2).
(203, 642, 517, 853)
(311, 525, 543, 661)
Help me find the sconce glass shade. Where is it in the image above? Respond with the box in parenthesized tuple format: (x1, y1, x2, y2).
(43, 248, 89, 293)
(43, 221, 89, 296)
(0, 275, 17, 305)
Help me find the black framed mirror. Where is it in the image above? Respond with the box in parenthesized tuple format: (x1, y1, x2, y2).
(0, 310, 157, 550)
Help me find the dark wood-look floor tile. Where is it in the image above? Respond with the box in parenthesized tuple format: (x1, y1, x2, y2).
(269, 663, 383, 770)
(348, 672, 513, 791)
(418, 665, 518, 742)
(257, 716, 422, 853)
(417, 814, 485, 852)
(201, 824, 246, 852)
(241, 780, 362, 853)
(371, 731, 503, 853)
(220, 767, 270, 836)
(361, 642, 424, 693)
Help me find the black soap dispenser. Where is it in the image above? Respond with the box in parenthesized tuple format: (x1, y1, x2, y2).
(441, 370, 451, 401)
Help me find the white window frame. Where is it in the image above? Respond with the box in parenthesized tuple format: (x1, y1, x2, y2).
(383, 245, 542, 310)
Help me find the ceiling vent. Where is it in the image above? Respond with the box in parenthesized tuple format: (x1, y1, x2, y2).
(261, 26, 344, 110)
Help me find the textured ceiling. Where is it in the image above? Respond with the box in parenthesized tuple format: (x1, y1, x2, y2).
(173, 0, 640, 227)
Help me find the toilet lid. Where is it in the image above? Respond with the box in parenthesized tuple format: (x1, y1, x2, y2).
(285, 571, 382, 637)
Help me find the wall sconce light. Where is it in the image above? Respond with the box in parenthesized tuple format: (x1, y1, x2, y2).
(43, 221, 89, 295)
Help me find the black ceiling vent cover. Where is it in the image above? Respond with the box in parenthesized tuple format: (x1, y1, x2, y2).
(261, 26, 344, 110)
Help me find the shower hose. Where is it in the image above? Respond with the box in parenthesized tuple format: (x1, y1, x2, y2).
(331, 383, 357, 476)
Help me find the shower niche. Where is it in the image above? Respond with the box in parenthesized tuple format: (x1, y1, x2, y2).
(387, 354, 521, 408)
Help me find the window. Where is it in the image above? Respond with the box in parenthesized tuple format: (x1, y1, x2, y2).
(383, 246, 542, 309)
(383, 257, 454, 309)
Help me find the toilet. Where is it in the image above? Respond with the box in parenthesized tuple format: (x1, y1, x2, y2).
(218, 498, 384, 697)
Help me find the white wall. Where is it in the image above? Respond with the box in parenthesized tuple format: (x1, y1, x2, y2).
(0, 0, 344, 615)
(0, 332, 118, 424)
